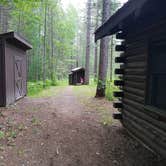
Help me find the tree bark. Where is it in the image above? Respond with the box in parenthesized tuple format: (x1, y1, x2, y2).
(43, 2, 47, 87)
(96, 0, 111, 97)
(110, 36, 114, 81)
(85, 0, 92, 85)
(94, 0, 100, 80)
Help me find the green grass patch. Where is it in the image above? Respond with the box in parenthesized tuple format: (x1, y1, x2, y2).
(28, 85, 66, 98)
(73, 85, 96, 98)
(105, 81, 119, 101)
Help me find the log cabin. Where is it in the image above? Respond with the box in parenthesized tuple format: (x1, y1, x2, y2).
(95, 0, 166, 158)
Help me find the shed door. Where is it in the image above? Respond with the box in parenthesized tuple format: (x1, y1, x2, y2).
(15, 56, 23, 100)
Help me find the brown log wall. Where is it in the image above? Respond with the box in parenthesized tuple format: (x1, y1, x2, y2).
(115, 21, 166, 158)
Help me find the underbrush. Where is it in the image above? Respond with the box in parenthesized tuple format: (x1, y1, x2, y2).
(105, 81, 118, 101)
(28, 79, 68, 97)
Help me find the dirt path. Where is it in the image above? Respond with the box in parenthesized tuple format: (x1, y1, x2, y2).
(0, 86, 165, 166)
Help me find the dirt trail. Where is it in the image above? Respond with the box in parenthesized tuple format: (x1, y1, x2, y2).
(0, 86, 165, 166)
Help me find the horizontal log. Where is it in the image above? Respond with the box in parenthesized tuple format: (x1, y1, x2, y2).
(123, 115, 166, 157)
(125, 48, 147, 57)
(115, 69, 124, 75)
(114, 80, 124, 86)
(124, 92, 145, 104)
(123, 111, 166, 151)
(123, 98, 144, 111)
(126, 54, 146, 63)
(114, 91, 124, 98)
(113, 113, 123, 120)
(124, 75, 146, 82)
(124, 86, 145, 97)
(125, 62, 146, 68)
(125, 68, 146, 75)
(125, 81, 145, 90)
(123, 104, 166, 132)
(116, 31, 126, 39)
(115, 56, 125, 63)
(115, 45, 126, 52)
(113, 102, 123, 108)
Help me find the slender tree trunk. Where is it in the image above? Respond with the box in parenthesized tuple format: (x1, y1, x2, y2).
(85, 0, 92, 85)
(96, 0, 111, 97)
(94, 42, 98, 80)
(43, 2, 47, 87)
(110, 36, 114, 81)
(51, 8, 54, 81)
(94, 0, 100, 80)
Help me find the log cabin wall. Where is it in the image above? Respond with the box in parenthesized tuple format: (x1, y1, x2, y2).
(114, 20, 166, 157)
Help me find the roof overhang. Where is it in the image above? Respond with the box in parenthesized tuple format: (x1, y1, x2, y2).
(71, 67, 85, 73)
(0, 32, 32, 50)
(95, 0, 150, 42)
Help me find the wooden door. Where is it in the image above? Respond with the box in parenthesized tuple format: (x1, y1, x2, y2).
(15, 56, 23, 100)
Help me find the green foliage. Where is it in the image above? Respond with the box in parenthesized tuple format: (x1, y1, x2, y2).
(28, 81, 44, 96)
(105, 80, 118, 101)
(0, 131, 5, 140)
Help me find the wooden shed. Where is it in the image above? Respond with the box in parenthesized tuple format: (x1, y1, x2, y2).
(95, 0, 166, 158)
(69, 67, 85, 85)
(0, 32, 32, 107)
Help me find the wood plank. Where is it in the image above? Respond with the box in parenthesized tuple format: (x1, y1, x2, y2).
(123, 98, 144, 110)
(125, 54, 146, 63)
(114, 80, 124, 86)
(123, 116, 166, 157)
(114, 91, 124, 97)
(123, 86, 145, 97)
(124, 92, 145, 104)
(115, 45, 126, 52)
(125, 68, 146, 75)
(125, 81, 145, 90)
(125, 62, 146, 68)
(123, 104, 166, 132)
(124, 75, 146, 82)
(113, 102, 123, 108)
(115, 56, 125, 63)
(115, 69, 124, 75)
(113, 112, 123, 120)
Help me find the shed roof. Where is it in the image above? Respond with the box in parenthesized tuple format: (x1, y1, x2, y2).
(95, 0, 166, 41)
(71, 67, 85, 72)
(0, 32, 32, 50)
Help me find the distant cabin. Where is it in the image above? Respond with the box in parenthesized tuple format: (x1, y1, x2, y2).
(69, 67, 85, 85)
(95, 0, 166, 158)
(0, 32, 32, 107)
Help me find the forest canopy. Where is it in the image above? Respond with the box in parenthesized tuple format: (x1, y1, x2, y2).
(0, 0, 123, 88)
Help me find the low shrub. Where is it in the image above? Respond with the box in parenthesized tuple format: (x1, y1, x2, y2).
(27, 81, 44, 96)
(105, 80, 118, 101)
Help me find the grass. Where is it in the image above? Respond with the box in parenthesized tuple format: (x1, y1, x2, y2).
(27, 79, 68, 97)
(105, 81, 119, 101)
(28, 86, 66, 98)
(73, 85, 96, 98)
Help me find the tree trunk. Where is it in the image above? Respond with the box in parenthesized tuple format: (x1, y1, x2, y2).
(85, 0, 92, 85)
(43, 2, 47, 87)
(110, 36, 114, 81)
(51, 8, 54, 81)
(96, 0, 111, 97)
(94, 0, 100, 80)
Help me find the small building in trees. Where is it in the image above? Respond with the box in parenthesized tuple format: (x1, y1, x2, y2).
(95, 0, 166, 158)
(0, 32, 32, 107)
(69, 67, 85, 85)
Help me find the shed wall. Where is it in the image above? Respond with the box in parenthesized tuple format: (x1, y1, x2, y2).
(5, 42, 27, 105)
(0, 39, 5, 106)
(122, 21, 166, 157)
